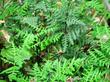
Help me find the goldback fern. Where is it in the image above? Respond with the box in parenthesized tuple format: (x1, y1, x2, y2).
(0, 0, 110, 82)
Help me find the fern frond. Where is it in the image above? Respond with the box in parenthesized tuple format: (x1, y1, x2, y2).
(83, 67, 103, 82)
(29, 58, 84, 82)
(62, 35, 68, 52)
(21, 17, 38, 29)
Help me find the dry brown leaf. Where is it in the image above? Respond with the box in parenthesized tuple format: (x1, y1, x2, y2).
(0, 30, 10, 42)
(66, 77, 73, 82)
(105, 73, 110, 81)
(0, 20, 5, 24)
(100, 34, 109, 43)
(58, 49, 64, 55)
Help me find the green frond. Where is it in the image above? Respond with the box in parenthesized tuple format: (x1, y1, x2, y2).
(29, 58, 84, 82)
(21, 17, 38, 29)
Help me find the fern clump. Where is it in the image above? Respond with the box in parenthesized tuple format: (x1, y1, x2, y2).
(0, 0, 110, 82)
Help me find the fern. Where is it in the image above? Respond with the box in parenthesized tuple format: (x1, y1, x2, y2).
(0, 33, 35, 67)
(82, 26, 110, 82)
(82, 44, 110, 82)
(16, 0, 88, 54)
(82, 67, 103, 82)
(0, 0, 109, 82)
(0, 57, 84, 82)
(0, 1, 19, 19)
(29, 58, 84, 82)
(21, 17, 38, 29)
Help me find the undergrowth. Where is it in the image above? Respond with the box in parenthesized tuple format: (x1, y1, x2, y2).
(0, 0, 110, 82)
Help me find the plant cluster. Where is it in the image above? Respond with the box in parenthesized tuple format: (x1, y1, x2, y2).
(0, 0, 110, 82)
